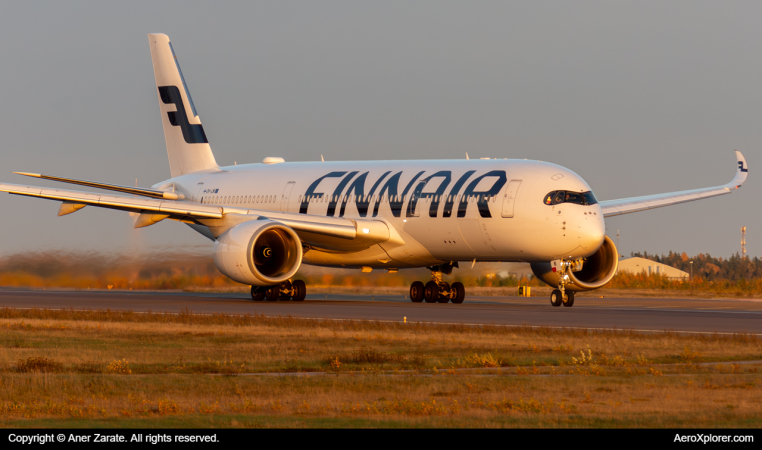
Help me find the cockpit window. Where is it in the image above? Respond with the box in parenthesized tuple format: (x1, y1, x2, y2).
(543, 190, 598, 206)
(564, 192, 582, 204)
(582, 191, 598, 205)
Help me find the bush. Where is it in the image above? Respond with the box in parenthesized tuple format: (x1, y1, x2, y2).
(16, 357, 62, 373)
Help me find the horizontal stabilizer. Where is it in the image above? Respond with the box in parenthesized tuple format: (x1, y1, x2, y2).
(0, 182, 221, 219)
(13, 172, 182, 200)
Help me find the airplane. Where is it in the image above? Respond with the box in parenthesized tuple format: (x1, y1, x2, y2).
(0, 34, 749, 307)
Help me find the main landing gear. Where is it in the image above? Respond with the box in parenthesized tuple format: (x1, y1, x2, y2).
(409, 263, 465, 304)
(251, 280, 307, 302)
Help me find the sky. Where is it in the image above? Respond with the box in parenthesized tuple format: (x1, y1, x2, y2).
(0, 1, 759, 261)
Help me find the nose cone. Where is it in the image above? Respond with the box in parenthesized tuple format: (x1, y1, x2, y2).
(579, 208, 605, 253)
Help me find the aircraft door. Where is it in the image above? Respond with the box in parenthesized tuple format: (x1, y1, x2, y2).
(193, 182, 205, 202)
(280, 182, 296, 212)
(501, 180, 522, 218)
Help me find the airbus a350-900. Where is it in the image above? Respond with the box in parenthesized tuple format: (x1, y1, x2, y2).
(0, 34, 748, 307)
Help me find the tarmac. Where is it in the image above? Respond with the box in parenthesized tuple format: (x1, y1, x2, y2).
(1, 289, 761, 335)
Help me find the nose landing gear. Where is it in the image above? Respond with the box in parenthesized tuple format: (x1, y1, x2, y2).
(549, 259, 577, 307)
(251, 279, 307, 302)
(550, 289, 574, 307)
(408, 263, 465, 304)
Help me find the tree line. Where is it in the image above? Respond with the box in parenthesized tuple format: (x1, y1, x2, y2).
(629, 251, 761, 281)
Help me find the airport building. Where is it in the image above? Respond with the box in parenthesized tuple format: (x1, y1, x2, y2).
(617, 257, 689, 279)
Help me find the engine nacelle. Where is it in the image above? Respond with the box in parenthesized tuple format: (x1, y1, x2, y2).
(530, 235, 619, 292)
(213, 220, 303, 286)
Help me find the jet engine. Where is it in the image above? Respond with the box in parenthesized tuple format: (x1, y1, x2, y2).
(530, 235, 619, 292)
(213, 220, 303, 286)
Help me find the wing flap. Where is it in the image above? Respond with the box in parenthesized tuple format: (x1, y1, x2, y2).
(600, 151, 748, 218)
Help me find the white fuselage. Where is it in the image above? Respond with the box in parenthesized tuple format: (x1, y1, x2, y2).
(160, 158, 605, 269)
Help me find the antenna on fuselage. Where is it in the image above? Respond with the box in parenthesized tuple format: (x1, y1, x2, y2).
(321, 155, 325, 162)
(466, 152, 470, 160)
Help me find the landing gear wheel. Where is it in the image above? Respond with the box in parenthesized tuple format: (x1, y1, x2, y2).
(280, 280, 293, 300)
(265, 286, 279, 301)
(451, 282, 465, 304)
(562, 291, 575, 307)
(410, 281, 424, 303)
(250, 286, 264, 301)
(424, 281, 439, 303)
(437, 282, 451, 303)
(292, 280, 307, 302)
(550, 289, 562, 307)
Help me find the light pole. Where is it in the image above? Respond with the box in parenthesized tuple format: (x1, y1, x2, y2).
(689, 261, 694, 295)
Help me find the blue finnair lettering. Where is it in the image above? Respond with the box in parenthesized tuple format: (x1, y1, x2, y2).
(328, 172, 359, 216)
(457, 170, 507, 218)
(443, 171, 475, 218)
(739, 161, 748, 173)
(300, 169, 508, 218)
(300, 172, 346, 214)
(373, 171, 425, 218)
(408, 171, 452, 218)
(339, 171, 391, 217)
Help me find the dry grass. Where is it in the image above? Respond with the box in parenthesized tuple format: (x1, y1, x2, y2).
(1, 308, 762, 427)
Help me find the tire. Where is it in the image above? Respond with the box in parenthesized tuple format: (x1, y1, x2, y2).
(550, 289, 562, 307)
(437, 282, 451, 303)
(451, 282, 465, 304)
(292, 280, 307, 302)
(265, 286, 280, 301)
(410, 281, 425, 303)
(280, 280, 293, 300)
(562, 291, 575, 307)
(424, 281, 439, 303)
(250, 286, 264, 301)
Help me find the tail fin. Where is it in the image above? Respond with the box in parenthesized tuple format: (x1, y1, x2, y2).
(148, 34, 218, 177)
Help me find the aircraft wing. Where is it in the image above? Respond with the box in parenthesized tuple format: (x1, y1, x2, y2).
(599, 151, 748, 218)
(0, 182, 372, 242)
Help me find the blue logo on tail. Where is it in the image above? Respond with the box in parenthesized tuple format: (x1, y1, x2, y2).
(158, 86, 208, 144)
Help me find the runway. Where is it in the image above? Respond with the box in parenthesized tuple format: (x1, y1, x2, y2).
(0, 289, 761, 335)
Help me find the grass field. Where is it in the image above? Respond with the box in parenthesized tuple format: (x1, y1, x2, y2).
(1, 308, 762, 428)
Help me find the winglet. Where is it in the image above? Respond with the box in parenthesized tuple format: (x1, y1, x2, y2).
(726, 150, 748, 190)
